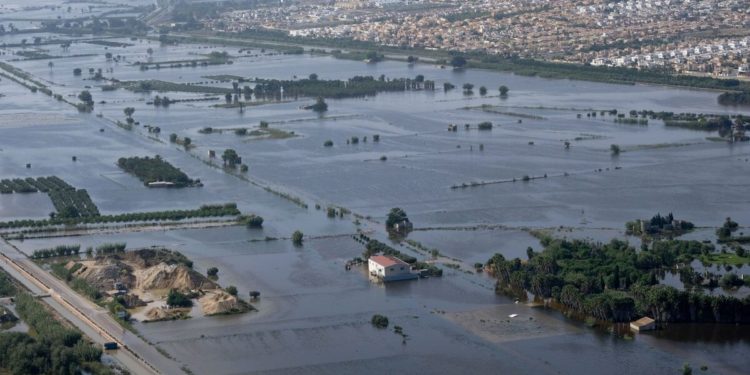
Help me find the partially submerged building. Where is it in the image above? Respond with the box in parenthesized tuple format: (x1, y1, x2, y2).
(630, 317, 656, 332)
(368, 255, 417, 282)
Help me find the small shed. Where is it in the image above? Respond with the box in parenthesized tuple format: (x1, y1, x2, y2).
(630, 317, 656, 331)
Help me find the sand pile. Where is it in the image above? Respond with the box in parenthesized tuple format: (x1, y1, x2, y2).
(134, 263, 217, 292)
(199, 290, 243, 316)
(144, 307, 171, 321)
(70, 259, 134, 291)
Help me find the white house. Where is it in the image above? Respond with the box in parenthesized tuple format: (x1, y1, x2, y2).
(368, 255, 417, 282)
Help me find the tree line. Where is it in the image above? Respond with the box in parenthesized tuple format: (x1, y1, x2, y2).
(486, 237, 750, 323)
(0, 292, 111, 374)
(0, 203, 241, 229)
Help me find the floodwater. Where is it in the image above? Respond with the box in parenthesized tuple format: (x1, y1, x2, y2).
(1, 9, 750, 374)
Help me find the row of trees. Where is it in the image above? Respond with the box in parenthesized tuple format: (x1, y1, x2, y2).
(0, 203, 241, 229)
(486, 238, 749, 323)
(252, 75, 417, 100)
(31, 245, 81, 259)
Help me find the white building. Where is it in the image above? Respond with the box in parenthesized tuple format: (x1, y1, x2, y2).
(368, 255, 417, 282)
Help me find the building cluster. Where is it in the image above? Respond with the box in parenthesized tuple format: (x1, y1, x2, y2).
(205, 0, 750, 78)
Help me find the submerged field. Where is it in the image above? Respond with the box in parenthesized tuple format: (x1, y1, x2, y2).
(1, 30, 750, 375)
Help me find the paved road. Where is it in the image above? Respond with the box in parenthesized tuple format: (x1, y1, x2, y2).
(0, 239, 185, 375)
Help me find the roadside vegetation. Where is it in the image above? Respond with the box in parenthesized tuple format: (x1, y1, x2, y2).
(0, 268, 112, 374)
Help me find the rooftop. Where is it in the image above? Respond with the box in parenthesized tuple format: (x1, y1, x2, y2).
(631, 317, 656, 326)
(369, 255, 407, 267)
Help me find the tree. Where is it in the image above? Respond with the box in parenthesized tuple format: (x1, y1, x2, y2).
(292, 230, 304, 245)
(123, 107, 135, 118)
(225, 285, 238, 296)
(73, 68, 82, 76)
(169, 133, 178, 143)
(323, 140, 334, 147)
(207, 267, 218, 277)
(499, 85, 509, 96)
(225, 92, 232, 103)
(479, 86, 487, 96)
(183, 137, 192, 147)
(451, 55, 467, 68)
(244, 215, 263, 228)
(78, 90, 93, 106)
(166, 289, 192, 308)
(308, 73, 318, 81)
(407, 55, 417, 64)
(249, 291, 260, 300)
(386, 208, 409, 229)
(610, 144, 621, 156)
(371, 314, 389, 328)
(309, 97, 328, 112)
(222, 149, 241, 167)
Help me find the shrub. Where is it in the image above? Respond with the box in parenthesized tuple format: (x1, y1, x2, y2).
(371, 314, 389, 328)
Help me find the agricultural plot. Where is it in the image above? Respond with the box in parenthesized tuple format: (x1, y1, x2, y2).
(0, 176, 99, 218)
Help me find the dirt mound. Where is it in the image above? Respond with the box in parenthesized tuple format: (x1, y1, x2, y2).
(134, 263, 217, 292)
(72, 259, 134, 291)
(120, 294, 147, 308)
(142, 306, 189, 322)
(122, 248, 191, 268)
(199, 291, 244, 316)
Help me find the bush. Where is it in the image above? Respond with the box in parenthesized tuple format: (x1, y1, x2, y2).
(207, 267, 219, 277)
(371, 314, 389, 328)
(225, 286, 238, 296)
(292, 230, 304, 245)
(166, 289, 193, 308)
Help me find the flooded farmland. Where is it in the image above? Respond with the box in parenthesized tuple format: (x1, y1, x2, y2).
(1, 7, 750, 374)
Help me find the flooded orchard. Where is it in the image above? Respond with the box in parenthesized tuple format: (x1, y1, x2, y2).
(1, 19, 749, 375)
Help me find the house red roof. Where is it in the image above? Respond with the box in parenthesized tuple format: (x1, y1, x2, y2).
(369, 255, 405, 267)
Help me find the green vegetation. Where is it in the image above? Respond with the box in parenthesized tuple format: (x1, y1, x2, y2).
(225, 286, 238, 296)
(615, 118, 649, 125)
(0, 271, 16, 297)
(252, 75, 423, 99)
(166, 289, 193, 308)
(477, 121, 493, 130)
(716, 217, 739, 241)
(371, 314, 389, 328)
(306, 97, 328, 112)
(0, 293, 110, 374)
(30, 245, 81, 259)
(718, 91, 750, 106)
(0, 203, 241, 229)
(50, 263, 102, 301)
(292, 230, 304, 245)
(118, 156, 197, 188)
(1, 176, 99, 218)
(118, 80, 232, 94)
(221, 149, 242, 168)
(610, 144, 621, 155)
(625, 213, 695, 237)
(486, 237, 750, 323)
(207, 267, 219, 277)
(385, 207, 410, 229)
(240, 214, 264, 228)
